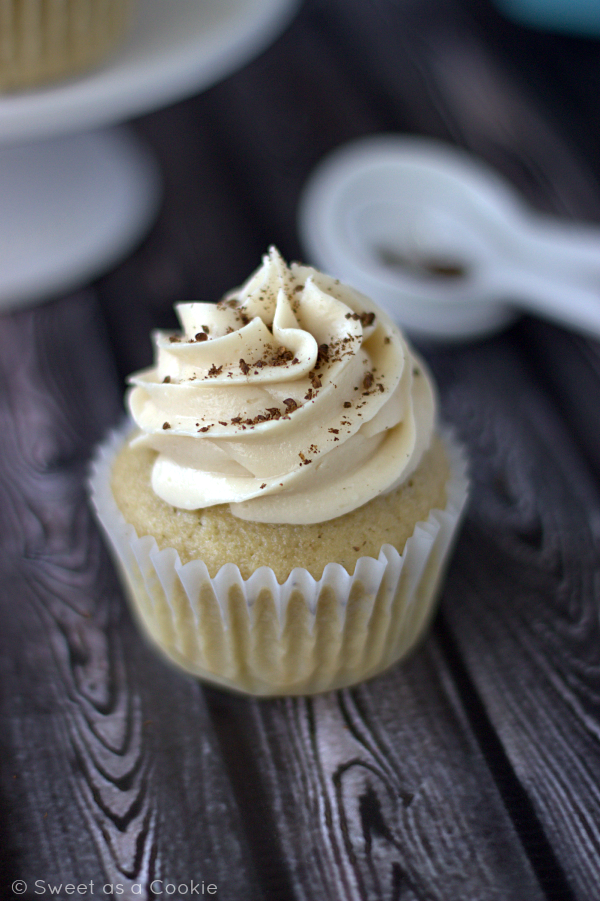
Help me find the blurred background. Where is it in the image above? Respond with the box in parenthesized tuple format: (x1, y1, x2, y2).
(94, 0, 600, 373)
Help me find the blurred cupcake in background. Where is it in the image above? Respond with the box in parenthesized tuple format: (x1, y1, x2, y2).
(0, 0, 136, 92)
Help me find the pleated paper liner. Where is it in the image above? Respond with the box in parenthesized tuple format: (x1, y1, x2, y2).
(89, 421, 469, 696)
(0, 0, 135, 92)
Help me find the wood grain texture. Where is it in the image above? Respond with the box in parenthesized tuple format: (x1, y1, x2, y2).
(213, 652, 546, 901)
(429, 336, 600, 900)
(0, 296, 261, 900)
(519, 320, 600, 483)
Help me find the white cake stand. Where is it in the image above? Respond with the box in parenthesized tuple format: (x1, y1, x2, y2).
(0, 0, 299, 309)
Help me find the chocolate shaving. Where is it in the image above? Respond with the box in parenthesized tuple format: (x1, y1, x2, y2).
(195, 332, 208, 342)
(162, 422, 171, 430)
(317, 344, 329, 363)
(345, 311, 376, 327)
(239, 358, 250, 375)
(276, 346, 295, 362)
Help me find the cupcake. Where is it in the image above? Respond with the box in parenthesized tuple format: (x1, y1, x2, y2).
(0, 0, 135, 92)
(89, 248, 468, 696)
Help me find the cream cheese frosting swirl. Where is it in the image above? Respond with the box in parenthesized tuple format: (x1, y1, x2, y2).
(127, 248, 436, 524)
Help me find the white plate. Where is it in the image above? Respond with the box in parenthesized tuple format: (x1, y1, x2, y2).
(0, 0, 300, 144)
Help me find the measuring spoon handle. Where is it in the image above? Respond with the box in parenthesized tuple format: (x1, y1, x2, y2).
(525, 214, 600, 274)
(498, 268, 600, 339)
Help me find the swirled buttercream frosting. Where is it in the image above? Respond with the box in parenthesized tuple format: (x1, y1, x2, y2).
(127, 248, 436, 524)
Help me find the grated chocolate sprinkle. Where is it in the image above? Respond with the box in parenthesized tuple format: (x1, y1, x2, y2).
(345, 311, 376, 327)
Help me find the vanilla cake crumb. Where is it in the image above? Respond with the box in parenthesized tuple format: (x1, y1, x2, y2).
(111, 436, 449, 583)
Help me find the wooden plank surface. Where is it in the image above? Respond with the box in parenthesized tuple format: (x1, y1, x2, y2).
(0, 297, 261, 899)
(210, 655, 546, 901)
(3, 0, 600, 899)
(431, 336, 600, 900)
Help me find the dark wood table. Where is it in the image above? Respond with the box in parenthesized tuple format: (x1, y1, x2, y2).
(2, 1, 600, 898)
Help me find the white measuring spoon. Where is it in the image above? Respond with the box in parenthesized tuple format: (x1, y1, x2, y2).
(298, 135, 600, 341)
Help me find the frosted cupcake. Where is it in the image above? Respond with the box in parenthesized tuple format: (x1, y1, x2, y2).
(0, 0, 135, 92)
(90, 248, 468, 695)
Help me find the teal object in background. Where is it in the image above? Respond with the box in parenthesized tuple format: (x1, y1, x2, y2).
(493, 0, 600, 35)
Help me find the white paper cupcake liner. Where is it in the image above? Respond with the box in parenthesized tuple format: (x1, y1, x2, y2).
(88, 420, 469, 696)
